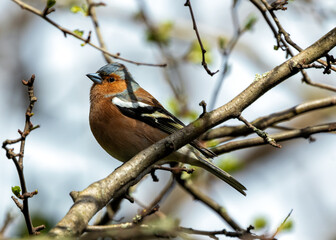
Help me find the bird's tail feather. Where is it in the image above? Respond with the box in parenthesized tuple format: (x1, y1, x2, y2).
(190, 151, 247, 196)
(168, 146, 247, 196)
(195, 156, 246, 195)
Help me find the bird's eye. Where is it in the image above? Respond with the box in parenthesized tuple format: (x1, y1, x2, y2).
(107, 77, 115, 83)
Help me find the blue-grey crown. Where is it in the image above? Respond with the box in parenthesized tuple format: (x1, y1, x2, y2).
(97, 63, 135, 82)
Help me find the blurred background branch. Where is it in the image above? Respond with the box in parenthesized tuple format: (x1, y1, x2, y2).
(2, 75, 44, 235)
(1, 0, 335, 239)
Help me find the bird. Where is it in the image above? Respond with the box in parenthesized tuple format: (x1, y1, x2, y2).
(86, 62, 246, 195)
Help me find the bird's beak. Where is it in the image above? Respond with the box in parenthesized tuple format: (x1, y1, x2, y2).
(86, 73, 103, 84)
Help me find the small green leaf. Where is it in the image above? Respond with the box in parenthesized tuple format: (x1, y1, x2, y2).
(146, 21, 173, 45)
(216, 157, 243, 173)
(274, 45, 279, 50)
(185, 110, 198, 121)
(253, 216, 268, 230)
(70, 4, 88, 16)
(204, 139, 220, 148)
(276, 210, 294, 234)
(167, 98, 179, 116)
(73, 29, 84, 37)
(12, 186, 21, 197)
(70, 5, 82, 13)
(181, 170, 197, 180)
(218, 36, 227, 50)
(281, 219, 293, 231)
(46, 0, 56, 8)
(185, 40, 213, 64)
(243, 14, 258, 31)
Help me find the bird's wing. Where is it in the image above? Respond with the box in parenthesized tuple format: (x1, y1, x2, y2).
(112, 90, 216, 158)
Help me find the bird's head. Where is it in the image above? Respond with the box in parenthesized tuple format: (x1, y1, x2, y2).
(87, 62, 139, 97)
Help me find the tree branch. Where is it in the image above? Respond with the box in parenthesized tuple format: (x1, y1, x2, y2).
(212, 122, 336, 155)
(12, 0, 166, 67)
(84, 221, 259, 239)
(237, 115, 281, 148)
(49, 27, 336, 237)
(2, 75, 44, 235)
(184, 0, 219, 76)
(252, 0, 336, 71)
(86, 0, 111, 63)
(204, 96, 336, 140)
(176, 175, 242, 231)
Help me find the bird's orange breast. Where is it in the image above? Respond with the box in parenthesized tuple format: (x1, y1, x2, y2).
(89, 96, 168, 162)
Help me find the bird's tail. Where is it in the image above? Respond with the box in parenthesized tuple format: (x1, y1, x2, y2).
(174, 146, 247, 196)
(193, 153, 247, 196)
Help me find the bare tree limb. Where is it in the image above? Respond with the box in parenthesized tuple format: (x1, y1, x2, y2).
(2, 75, 45, 235)
(184, 0, 219, 76)
(84, 221, 260, 239)
(86, 0, 111, 63)
(209, 3, 250, 110)
(237, 115, 281, 148)
(176, 175, 242, 231)
(0, 211, 15, 237)
(137, 0, 188, 111)
(252, 0, 336, 71)
(204, 96, 336, 140)
(11, 0, 166, 67)
(49, 27, 336, 237)
(212, 122, 336, 155)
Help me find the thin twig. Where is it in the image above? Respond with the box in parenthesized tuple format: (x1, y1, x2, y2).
(212, 122, 336, 155)
(86, 0, 111, 63)
(153, 165, 194, 175)
(137, 0, 190, 115)
(238, 115, 282, 148)
(209, 3, 246, 110)
(301, 75, 336, 92)
(252, 0, 336, 73)
(179, 226, 259, 239)
(199, 100, 207, 117)
(12, 0, 166, 67)
(184, 0, 218, 76)
(132, 175, 175, 224)
(0, 211, 15, 237)
(250, 0, 336, 95)
(204, 96, 336, 140)
(2, 75, 45, 235)
(175, 175, 242, 231)
(85, 222, 261, 239)
(93, 196, 123, 225)
(270, 209, 293, 238)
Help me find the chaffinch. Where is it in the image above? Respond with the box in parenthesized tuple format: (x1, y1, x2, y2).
(87, 63, 246, 195)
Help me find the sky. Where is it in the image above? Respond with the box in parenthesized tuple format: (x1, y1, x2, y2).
(0, 0, 336, 239)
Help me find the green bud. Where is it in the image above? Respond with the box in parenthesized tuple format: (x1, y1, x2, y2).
(185, 40, 213, 64)
(243, 14, 258, 31)
(253, 216, 267, 230)
(46, 0, 56, 8)
(280, 219, 294, 232)
(218, 36, 227, 50)
(11, 186, 21, 197)
(146, 21, 173, 45)
(73, 29, 84, 37)
(70, 4, 88, 16)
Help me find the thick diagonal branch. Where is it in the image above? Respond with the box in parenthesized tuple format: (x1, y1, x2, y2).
(49, 28, 336, 237)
